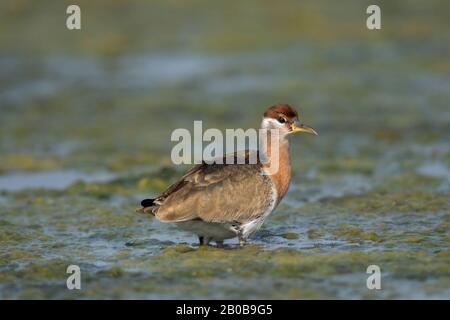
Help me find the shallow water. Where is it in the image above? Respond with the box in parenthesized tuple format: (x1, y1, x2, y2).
(0, 0, 449, 299)
(0, 170, 116, 191)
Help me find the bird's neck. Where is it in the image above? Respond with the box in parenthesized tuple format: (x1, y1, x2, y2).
(260, 132, 292, 202)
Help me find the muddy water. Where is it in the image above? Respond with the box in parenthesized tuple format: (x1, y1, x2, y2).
(0, 1, 449, 299)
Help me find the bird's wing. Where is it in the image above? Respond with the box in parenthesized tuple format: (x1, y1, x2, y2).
(153, 152, 274, 223)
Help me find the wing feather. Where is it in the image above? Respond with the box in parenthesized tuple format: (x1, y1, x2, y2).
(152, 152, 274, 223)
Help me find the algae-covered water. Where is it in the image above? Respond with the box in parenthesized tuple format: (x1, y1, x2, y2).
(0, 0, 449, 299)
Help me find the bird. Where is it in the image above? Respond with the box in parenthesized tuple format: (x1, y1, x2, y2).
(136, 103, 317, 247)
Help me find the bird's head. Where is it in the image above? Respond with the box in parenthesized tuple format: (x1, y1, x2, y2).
(261, 103, 317, 139)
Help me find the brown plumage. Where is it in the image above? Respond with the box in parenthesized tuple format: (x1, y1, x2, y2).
(154, 153, 273, 224)
(263, 103, 298, 119)
(136, 104, 317, 246)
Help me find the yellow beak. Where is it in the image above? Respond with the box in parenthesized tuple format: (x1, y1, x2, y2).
(291, 122, 318, 135)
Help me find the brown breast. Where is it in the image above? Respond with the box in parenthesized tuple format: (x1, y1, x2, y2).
(262, 141, 292, 203)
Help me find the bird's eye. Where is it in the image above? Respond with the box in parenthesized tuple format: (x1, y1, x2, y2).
(277, 117, 286, 124)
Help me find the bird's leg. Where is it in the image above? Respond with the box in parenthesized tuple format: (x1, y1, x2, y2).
(215, 240, 224, 248)
(230, 222, 247, 247)
(198, 236, 212, 246)
(237, 229, 247, 247)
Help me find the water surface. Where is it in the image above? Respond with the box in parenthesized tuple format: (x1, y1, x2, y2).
(0, 0, 449, 299)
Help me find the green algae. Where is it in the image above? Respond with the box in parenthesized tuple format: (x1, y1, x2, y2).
(282, 232, 300, 240)
(17, 288, 47, 300)
(303, 190, 449, 215)
(0, 154, 62, 174)
(361, 232, 380, 242)
(404, 236, 425, 244)
(374, 173, 444, 193)
(307, 229, 323, 239)
(1, 165, 448, 298)
(334, 224, 364, 238)
(332, 224, 379, 242)
(61, 166, 180, 199)
(15, 259, 70, 280)
(0, 197, 448, 299)
(0, 230, 31, 242)
(143, 246, 450, 281)
(319, 157, 375, 175)
(3, 250, 41, 261)
(99, 266, 126, 278)
(0, 0, 449, 300)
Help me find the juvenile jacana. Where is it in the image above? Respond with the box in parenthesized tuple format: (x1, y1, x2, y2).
(136, 104, 317, 246)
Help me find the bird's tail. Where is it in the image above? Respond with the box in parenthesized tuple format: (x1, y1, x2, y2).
(135, 198, 156, 214)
